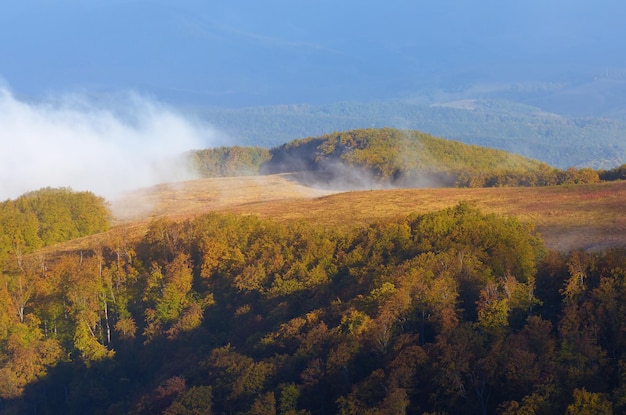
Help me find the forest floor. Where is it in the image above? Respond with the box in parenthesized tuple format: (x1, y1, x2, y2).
(55, 175, 626, 253)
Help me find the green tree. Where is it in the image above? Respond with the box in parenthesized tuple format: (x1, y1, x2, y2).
(164, 385, 214, 415)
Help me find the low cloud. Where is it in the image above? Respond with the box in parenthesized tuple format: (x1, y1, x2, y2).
(0, 88, 220, 201)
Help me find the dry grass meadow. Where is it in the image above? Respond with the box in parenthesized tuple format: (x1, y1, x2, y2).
(55, 174, 626, 253)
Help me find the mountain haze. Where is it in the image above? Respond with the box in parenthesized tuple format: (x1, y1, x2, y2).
(196, 100, 626, 169)
(4, 1, 626, 172)
(4, 1, 626, 109)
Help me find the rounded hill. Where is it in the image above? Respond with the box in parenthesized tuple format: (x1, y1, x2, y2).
(259, 128, 560, 189)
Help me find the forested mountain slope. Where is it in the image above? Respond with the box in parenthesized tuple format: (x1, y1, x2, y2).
(2, 204, 626, 414)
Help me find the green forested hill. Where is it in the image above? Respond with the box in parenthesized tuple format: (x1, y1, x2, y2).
(0, 187, 110, 263)
(195, 100, 626, 169)
(191, 128, 603, 189)
(259, 128, 570, 189)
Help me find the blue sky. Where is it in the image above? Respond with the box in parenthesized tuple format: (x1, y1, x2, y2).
(1, 0, 626, 106)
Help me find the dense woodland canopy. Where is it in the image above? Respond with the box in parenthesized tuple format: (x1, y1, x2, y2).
(0, 202, 625, 414)
(0, 187, 110, 262)
(599, 163, 626, 181)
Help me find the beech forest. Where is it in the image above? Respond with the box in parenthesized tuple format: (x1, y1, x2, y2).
(1, 197, 626, 414)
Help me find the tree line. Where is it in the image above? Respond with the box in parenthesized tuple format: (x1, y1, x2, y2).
(1, 204, 625, 414)
(0, 187, 110, 264)
(190, 146, 270, 178)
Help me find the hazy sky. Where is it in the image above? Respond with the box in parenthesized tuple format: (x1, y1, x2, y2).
(2, 0, 625, 106)
(0, 1, 625, 199)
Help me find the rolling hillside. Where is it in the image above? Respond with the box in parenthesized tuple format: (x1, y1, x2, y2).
(104, 175, 626, 253)
(18, 173, 624, 414)
(4, 170, 626, 414)
(260, 127, 559, 189)
(193, 128, 572, 190)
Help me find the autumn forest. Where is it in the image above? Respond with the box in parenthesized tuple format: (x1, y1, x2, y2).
(1, 129, 626, 414)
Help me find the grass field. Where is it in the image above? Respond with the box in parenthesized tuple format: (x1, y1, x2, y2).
(54, 175, 626, 254)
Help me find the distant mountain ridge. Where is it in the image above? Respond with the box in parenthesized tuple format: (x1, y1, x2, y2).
(195, 99, 626, 169)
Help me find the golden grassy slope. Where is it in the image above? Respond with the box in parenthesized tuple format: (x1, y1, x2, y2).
(59, 175, 626, 253)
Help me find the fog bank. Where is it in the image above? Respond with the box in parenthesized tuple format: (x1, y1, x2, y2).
(0, 88, 219, 201)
